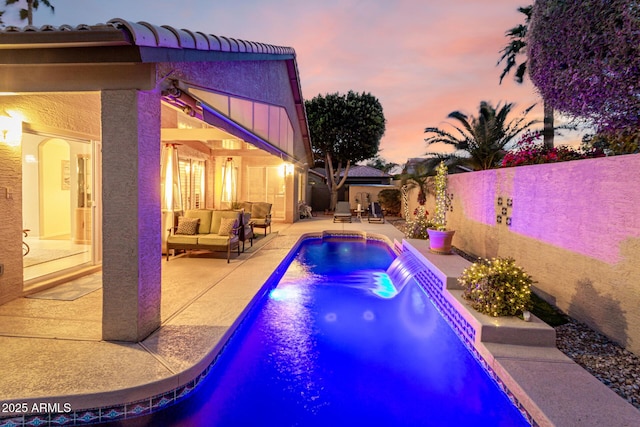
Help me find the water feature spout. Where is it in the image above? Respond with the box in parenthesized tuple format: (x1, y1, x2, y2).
(385, 251, 425, 295)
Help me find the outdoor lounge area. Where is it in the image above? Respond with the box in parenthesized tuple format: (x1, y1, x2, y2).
(1, 217, 639, 426)
(166, 209, 243, 263)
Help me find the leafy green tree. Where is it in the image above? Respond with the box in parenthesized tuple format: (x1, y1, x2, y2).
(377, 188, 401, 216)
(305, 90, 386, 209)
(424, 101, 537, 170)
(4, 0, 54, 26)
(497, 5, 554, 149)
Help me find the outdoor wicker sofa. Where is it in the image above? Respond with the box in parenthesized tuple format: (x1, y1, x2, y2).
(166, 209, 242, 262)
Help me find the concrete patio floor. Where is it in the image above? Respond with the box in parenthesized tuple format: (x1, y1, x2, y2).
(1, 215, 639, 426)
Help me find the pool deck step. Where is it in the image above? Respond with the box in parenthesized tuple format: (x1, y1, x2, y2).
(402, 239, 557, 347)
(402, 238, 640, 427)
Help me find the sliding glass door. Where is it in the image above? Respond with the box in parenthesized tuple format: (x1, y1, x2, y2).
(22, 131, 97, 284)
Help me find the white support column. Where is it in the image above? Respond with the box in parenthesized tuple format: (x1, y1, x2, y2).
(101, 89, 161, 342)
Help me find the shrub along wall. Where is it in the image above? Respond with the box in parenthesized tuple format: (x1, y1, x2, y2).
(419, 154, 640, 355)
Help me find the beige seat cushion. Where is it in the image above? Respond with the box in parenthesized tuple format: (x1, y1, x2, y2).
(185, 209, 213, 234)
(251, 202, 271, 219)
(167, 234, 199, 245)
(198, 234, 238, 247)
(210, 211, 241, 234)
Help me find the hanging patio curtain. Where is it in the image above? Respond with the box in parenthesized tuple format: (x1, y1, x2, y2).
(221, 157, 237, 206)
(161, 144, 183, 212)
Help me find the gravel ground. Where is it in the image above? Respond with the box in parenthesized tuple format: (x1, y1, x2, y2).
(556, 320, 640, 409)
(388, 218, 640, 410)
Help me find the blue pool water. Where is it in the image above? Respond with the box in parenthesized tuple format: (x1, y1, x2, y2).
(115, 237, 530, 426)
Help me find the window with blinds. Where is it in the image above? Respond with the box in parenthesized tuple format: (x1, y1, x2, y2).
(179, 159, 205, 210)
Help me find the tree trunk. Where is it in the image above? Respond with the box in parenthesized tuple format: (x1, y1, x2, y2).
(543, 100, 554, 149)
(325, 153, 351, 210)
(27, 0, 33, 25)
(330, 188, 339, 211)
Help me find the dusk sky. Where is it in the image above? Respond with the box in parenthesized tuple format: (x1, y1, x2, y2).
(2, 0, 553, 165)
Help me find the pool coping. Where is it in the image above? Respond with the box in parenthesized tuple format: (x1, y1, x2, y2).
(403, 238, 640, 427)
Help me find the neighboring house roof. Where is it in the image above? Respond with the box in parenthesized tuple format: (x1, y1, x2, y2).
(0, 19, 312, 165)
(313, 165, 392, 179)
(339, 165, 392, 178)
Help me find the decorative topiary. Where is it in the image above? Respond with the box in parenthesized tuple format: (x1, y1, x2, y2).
(432, 161, 451, 231)
(459, 257, 533, 317)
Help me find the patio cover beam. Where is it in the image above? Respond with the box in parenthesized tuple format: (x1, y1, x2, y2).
(0, 63, 156, 92)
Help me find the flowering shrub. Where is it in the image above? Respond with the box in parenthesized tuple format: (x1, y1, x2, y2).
(405, 206, 433, 239)
(501, 131, 604, 167)
(528, 0, 640, 131)
(459, 257, 533, 317)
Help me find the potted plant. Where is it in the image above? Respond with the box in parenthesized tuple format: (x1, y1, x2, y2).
(427, 161, 454, 253)
(458, 257, 533, 318)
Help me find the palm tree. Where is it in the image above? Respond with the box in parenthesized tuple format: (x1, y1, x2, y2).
(497, 5, 554, 149)
(424, 101, 537, 170)
(498, 6, 531, 85)
(366, 155, 398, 174)
(400, 157, 442, 205)
(5, 0, 54, 25)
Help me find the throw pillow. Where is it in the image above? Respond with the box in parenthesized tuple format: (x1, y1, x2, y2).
(176, 216, 200, 235)
(218, 218, 238, 236)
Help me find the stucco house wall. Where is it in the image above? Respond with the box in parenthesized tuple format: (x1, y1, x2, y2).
(0, 140, 22, 304)
(414, 155, 640, 354)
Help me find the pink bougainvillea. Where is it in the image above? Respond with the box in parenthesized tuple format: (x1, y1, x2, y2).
(501, 130, 604, 168)
(528, 0, 640, 131)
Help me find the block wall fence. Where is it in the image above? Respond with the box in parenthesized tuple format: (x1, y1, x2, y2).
(408, 154, 640, 355)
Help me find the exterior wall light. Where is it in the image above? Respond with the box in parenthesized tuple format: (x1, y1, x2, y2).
(0, 115, 22, 147)
(280, 162, 294, 176)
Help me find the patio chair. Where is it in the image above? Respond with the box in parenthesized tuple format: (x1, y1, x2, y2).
(368, 202, 385, 223)
(242, 201, 272, 236)
(333, 201, 352, 223)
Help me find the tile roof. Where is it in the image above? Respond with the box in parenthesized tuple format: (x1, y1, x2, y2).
(0, 18, 295, 56)
(314, 165, 392, 178)
(0, 18, 312, 166)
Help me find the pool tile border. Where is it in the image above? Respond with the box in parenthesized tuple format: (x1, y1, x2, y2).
(401, 249, 538, 427)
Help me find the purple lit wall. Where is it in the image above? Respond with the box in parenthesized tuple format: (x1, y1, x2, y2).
(435, 155, 640, 355)
(510, 158, 640, 265)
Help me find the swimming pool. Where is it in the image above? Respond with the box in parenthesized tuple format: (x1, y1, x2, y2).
(111, 236, 530, 426)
